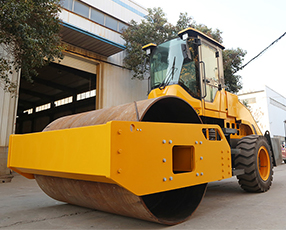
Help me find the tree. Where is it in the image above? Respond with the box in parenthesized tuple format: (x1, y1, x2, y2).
(0, 0, 64, 94)
(121, 8, 245, 93)
(223, 48, 246, 93)
(121, 8, 176, 79)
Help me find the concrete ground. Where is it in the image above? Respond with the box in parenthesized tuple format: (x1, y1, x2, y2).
(1, 165, 286, 230)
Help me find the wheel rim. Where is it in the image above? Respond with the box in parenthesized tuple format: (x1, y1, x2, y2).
(257, 146, 270, 181)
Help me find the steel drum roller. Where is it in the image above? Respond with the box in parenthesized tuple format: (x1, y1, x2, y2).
(34, 96, 207, 225)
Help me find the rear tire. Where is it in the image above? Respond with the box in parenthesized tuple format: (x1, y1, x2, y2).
(234, 135, 273, 192)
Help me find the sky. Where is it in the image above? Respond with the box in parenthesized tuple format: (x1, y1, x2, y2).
(137, 0, 286, 97)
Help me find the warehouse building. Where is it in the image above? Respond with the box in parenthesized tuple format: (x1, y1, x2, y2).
(0, 0, 148, 181)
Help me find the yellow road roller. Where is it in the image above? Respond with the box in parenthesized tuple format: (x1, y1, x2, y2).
(8, 28, 282, 225)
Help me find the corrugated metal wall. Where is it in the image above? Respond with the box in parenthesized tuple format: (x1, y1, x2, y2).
(99, 61, 148, 108)
(82, 0, 146, 24)
(60, 52, 98, 74)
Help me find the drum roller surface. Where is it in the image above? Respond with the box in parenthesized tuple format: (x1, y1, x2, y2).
(35, 96, 207, 225)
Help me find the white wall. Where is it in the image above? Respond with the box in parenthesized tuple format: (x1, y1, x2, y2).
(100, 61, 148, 108)
(0, 88, 18, 147)
(60, 9, 126, 46)
(0, 45, 20, 179)
(59, 0, 148, 47)
(59, 0, 149, 108)
(238, 86, 286, 137)
(82, 0, 146, 23)
(266, 86, 286, 137)
(0, 45, 20, 147)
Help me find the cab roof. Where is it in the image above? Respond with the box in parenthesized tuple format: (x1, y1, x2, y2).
(178, 27, 225, 50)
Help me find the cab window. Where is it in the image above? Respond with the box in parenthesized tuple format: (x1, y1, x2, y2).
(178, 39, 201, 99)
(201, 42, 219, 102)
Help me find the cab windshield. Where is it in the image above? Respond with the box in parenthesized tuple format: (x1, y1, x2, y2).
(150, 38, 200, 99)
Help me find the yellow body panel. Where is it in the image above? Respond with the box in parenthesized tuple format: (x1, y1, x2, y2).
(203, 90, 227, 119)
(225, 92, 262, 135)
(148, 85, 202, 114)
(148, 85, 261, 136)
(8, 124, 112, 182)
(8, 121, 232, 196)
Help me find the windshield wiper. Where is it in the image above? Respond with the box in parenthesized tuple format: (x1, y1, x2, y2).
(159, 57, 177, 90)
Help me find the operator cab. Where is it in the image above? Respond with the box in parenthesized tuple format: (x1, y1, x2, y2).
(143, 28, 225, 103)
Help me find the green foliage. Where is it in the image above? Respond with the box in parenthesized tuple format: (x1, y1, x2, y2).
(175, 12, 223, 43)
(0, 0, 64, 94)
(194, 24, 223, 44)
(121, 7, 246, 93)
(121, 8, 176, 79)
(176, 12, 194, 31)
(223, 48, 246, 93)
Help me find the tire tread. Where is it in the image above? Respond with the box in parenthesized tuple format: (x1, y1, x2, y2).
(234, 135, 273, 193)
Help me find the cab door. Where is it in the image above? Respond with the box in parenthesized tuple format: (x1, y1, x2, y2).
(199, 39, 222, 116)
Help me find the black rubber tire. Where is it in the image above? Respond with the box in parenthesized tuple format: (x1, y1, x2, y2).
(234, 135, 273, 192)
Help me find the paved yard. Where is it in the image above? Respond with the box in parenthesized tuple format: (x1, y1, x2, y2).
(1, 164, 286, 229)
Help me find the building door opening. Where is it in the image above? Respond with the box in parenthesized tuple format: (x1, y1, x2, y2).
(16, 62, 96, 134)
